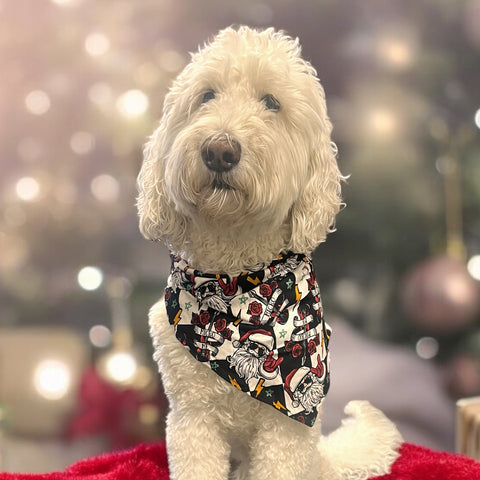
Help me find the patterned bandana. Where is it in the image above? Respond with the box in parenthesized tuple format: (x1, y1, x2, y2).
(164, 251, 331, 427)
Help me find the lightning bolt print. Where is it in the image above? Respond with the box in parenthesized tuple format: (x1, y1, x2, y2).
(173, 309, 183, 326)
(295, 285, 301, 303)
(229, 376, 241, 390)
(254, 379, 265, 397)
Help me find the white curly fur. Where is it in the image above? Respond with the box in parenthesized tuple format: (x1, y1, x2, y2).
(138, 26, 402, 480)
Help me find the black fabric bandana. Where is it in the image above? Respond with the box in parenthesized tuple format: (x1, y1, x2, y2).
(164, 252, 331, 427)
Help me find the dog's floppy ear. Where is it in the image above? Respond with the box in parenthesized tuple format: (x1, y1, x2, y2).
(136, 118, 187, 249)
(287, 129, 343, 254)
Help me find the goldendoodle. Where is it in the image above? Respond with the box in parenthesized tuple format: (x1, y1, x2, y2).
(137, 26, 401, 480)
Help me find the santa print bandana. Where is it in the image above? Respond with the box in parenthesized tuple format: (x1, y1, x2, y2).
(164, 251, 331, 427)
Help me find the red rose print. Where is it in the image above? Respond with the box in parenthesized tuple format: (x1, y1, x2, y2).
(259, 283, 272, 297)
(215, 318, 226, 332)
(191, 313, 200, 325)
(165, 290, 172, 300)
(307, 340, 317, 355)
(285, 341, 294, 352)
(297, 416, 305, 424)
(199, 311, 211, 326)
(223, 328, 232, 340)
(270, 280, 278, 290)
(292, 343, 303, 358)
(248, 301, 263, 316)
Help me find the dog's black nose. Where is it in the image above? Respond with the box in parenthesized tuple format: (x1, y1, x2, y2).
(201, 136, 241, 173)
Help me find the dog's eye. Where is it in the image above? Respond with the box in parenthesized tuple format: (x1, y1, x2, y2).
(201, 90, 216, 103)
(261, 94, 280, 112)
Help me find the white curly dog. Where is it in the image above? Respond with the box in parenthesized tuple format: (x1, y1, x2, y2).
(137, 26, 402, 480)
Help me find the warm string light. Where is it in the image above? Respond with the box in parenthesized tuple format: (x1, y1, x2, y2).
(366, 107, 399, 137)
(50, 0, 76, 5)
(468, 256, 480, 281)
(24, 90, 51, 116)
(15, 176, 40, 201)
(84, 32, 110, 57)
(474, 108, 480, 130)
(90, 174, 120, 202)
(103, 351, 138, 384)
(77, 266, 104, 290)
(376, 36, 414, 70)
(33, 359, 71, 400)
(116, 89, 149, 117)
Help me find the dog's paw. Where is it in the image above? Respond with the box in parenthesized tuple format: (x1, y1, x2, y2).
(318, 401, 403, 480)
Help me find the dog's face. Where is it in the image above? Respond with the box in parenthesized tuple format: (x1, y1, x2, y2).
(138, 26, 342, 254)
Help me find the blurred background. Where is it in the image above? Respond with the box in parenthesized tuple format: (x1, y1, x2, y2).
(1, 0, 480, 472)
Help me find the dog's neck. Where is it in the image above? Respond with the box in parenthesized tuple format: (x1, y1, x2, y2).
(173, 222, 293, 276)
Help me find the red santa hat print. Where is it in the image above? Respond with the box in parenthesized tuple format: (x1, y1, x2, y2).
(233, 329, 275, 351)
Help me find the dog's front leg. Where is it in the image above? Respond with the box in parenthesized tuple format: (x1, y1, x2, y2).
(166, 407, 232, 480)
(247, 412, 319, 480)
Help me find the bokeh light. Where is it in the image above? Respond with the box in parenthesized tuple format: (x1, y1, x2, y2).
(24, 90, 51, 116)
(15, 177, 41, 201)
(77, 266, 104, 290)
(104, 351, 138, 384)
(416, 337, 439, 360)
(50, 0, 75, 5)
(84, 32, 111, 57)
(89, 324, 112, 348)
(116, 89, 149, 118)
(367, 107, 399, 137)
(435, 156, 456, 176)
(70, 131, 95, 155)
(377, 37, 414, 70)
(474, 108, 480, 130)
(468, 255, 480, 281)
(33, 359, 71, 400)
(90, 174, 120, 202)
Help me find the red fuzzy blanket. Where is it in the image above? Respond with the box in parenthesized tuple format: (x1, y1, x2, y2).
(1, 442, 479, 480)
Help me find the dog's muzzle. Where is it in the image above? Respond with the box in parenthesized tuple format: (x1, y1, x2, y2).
(201, 135, 241, 173)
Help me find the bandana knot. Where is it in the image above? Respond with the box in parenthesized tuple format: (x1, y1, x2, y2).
(164, 252, 331, 427)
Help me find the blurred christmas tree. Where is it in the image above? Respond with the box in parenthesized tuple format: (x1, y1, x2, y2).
(0, 0, 479, 405)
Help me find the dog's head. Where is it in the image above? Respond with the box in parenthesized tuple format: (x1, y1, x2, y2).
(137, 26, 342, 254)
